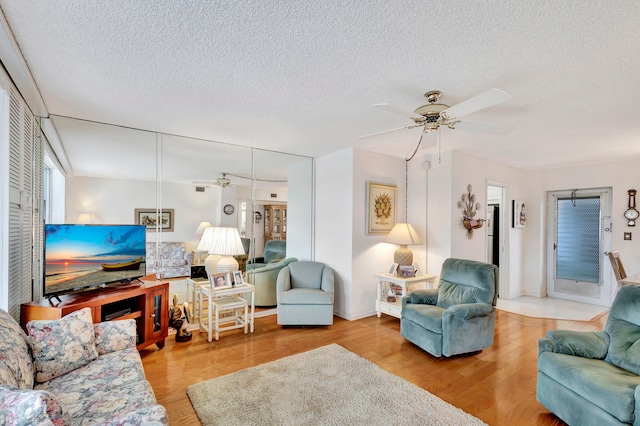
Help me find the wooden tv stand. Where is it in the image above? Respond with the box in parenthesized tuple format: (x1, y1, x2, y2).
(20, 281, 169, 350)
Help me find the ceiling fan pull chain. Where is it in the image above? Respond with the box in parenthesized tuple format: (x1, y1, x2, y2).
(438, 127, 442, 164)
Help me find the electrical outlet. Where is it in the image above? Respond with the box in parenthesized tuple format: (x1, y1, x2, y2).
(624, 232, 632, 241)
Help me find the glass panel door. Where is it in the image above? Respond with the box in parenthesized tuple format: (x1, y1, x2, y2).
(547, 188, 612, 306)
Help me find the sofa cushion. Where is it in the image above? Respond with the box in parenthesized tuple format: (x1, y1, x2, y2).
(0, 384, 70, 426)
(604, 285, 640, 375)
(402, 304, 446, 334)
(0, 309, 34, 389)
(278, 288, 333, 305)
(94, 319, 137, 355)
(436, 259, 496, 309)
(34, 348, 147, 404)
(539, 351, 640, 423)
(27, 308, 98, 383)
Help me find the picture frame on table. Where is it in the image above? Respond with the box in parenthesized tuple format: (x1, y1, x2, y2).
(398, 265, 416, 278)
(232, 271, 244, 287)
(387, 263, 398, 276)
(134, 208, 174, 232)
(413, 263, 422, 276)
(210, 272, 232, 289)
(367, 182, 397, 235)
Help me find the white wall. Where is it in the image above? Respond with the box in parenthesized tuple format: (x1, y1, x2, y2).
(65, 176, 220, 251)
(315, 149, 354, 318)
(287, 159, 313, 261)
(316, 148, 409, 320)
(421, 150, 532, 300)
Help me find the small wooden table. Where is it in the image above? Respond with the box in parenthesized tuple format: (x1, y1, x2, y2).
(375, 273, 437, 319)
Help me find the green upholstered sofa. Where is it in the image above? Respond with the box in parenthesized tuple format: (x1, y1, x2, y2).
(400, 258, 498, 357)
(537, 284, 640, 425)
(245, 257, 298, 307)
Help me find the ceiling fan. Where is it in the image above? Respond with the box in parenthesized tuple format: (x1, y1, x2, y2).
(362, 88, 512, 156)
(214, 173, 232, 187)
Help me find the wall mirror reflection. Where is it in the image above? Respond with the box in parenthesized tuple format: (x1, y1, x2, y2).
(43, 116, 313, 303)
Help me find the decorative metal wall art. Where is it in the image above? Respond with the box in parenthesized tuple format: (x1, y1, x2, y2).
(458, 184, 484, 239)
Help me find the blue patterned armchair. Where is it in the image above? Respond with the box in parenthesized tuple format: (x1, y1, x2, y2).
(146, 242, 193, 279)
(401, 258, 498, 357)
(537, 284, 640, 425)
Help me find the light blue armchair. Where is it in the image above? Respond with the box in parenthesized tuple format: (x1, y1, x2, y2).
(245, 257, 298, 307)
(400, 258, 498, 357)
(276, 261, 334, 325)
(537, 284, 640, 425)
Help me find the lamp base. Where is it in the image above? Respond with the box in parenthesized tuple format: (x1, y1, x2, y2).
(215, 256, 240, 273)
(394, 245, 413, 266)
(204, 255, 222, 277)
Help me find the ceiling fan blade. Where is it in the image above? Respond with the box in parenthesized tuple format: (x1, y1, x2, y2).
(453, 120, 514, 135)
(372, 103, 423, 119)
(358, 125, 415, 139)
(442, 88, 511, 119)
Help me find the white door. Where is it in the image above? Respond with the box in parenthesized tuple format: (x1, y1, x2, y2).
(546, 188, 612, 306)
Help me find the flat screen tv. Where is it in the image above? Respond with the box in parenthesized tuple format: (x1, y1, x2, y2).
(44, 224, 147, 299)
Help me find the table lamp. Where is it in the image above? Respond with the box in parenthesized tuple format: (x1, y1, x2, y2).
(198, 227, 221, 276)
(209, 227, 246, 273)
(194, 221, 213, 265)
(384, 222, 421, 266)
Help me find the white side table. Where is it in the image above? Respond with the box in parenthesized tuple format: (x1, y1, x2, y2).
(198, 283, 255, 342)
(187, 277, 209, 317)
(375, 273, 437, 319)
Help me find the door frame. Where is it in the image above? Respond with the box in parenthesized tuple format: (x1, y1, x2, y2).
(545, 187, 613, 306)
(487, 181, 509, 300)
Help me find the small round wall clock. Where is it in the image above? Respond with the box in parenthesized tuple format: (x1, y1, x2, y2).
(223, 204, 235, 215)
(625, 189, 638, 226)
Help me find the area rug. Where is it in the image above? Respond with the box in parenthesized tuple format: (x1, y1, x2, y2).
(497, 296, 609, 321)
(187, 344, 487, 426)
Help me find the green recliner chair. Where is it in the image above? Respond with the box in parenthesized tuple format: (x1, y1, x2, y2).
(246, 240, 286, 269)
(400, 258, 498, 357)
(537, 284, 640, 425)
(245, 257, 298, 307)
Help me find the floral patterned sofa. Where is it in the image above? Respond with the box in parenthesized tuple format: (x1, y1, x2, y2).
(0, 307, 167, 425)
(146, 241, 193, 278)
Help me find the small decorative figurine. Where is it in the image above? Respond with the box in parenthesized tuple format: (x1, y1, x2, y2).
(170, 294, 192, 342)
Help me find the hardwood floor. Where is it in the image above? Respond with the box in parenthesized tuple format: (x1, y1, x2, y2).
(140, 310, 607, 425)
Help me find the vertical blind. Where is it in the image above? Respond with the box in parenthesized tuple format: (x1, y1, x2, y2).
(556, 196, 601, 284)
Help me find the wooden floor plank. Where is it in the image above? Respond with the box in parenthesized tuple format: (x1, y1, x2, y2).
(141, 310, 606, 425)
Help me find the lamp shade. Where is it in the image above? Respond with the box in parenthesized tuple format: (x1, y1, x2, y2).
(194, 221, 212, 234)
(209, 227, 245, 256)
(384, 223, 421, 266)
(384, 223, 421, 246)
(197, 226, 218, 252)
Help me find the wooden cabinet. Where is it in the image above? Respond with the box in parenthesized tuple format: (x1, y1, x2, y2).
(20, 281, 169, 350)
(264, 204, 287, 243)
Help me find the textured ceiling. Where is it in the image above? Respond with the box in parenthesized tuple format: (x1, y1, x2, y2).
(1, 0, 639, 174)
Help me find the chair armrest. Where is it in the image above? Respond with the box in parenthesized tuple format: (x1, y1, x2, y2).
(446, 302, 493, 320)
(538, 330, 609, 358)
(405, 289, 438, 306)
(184, 252, 194, 263)
(276, 266, 292, 293)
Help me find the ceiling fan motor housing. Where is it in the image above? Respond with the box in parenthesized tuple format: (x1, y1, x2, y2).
(414, 103, 449, 130)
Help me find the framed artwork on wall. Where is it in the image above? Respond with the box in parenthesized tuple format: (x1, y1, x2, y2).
(512, 200, 526, 228)
(367, 182, 397, 235)
(135, 208, 175, 232)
